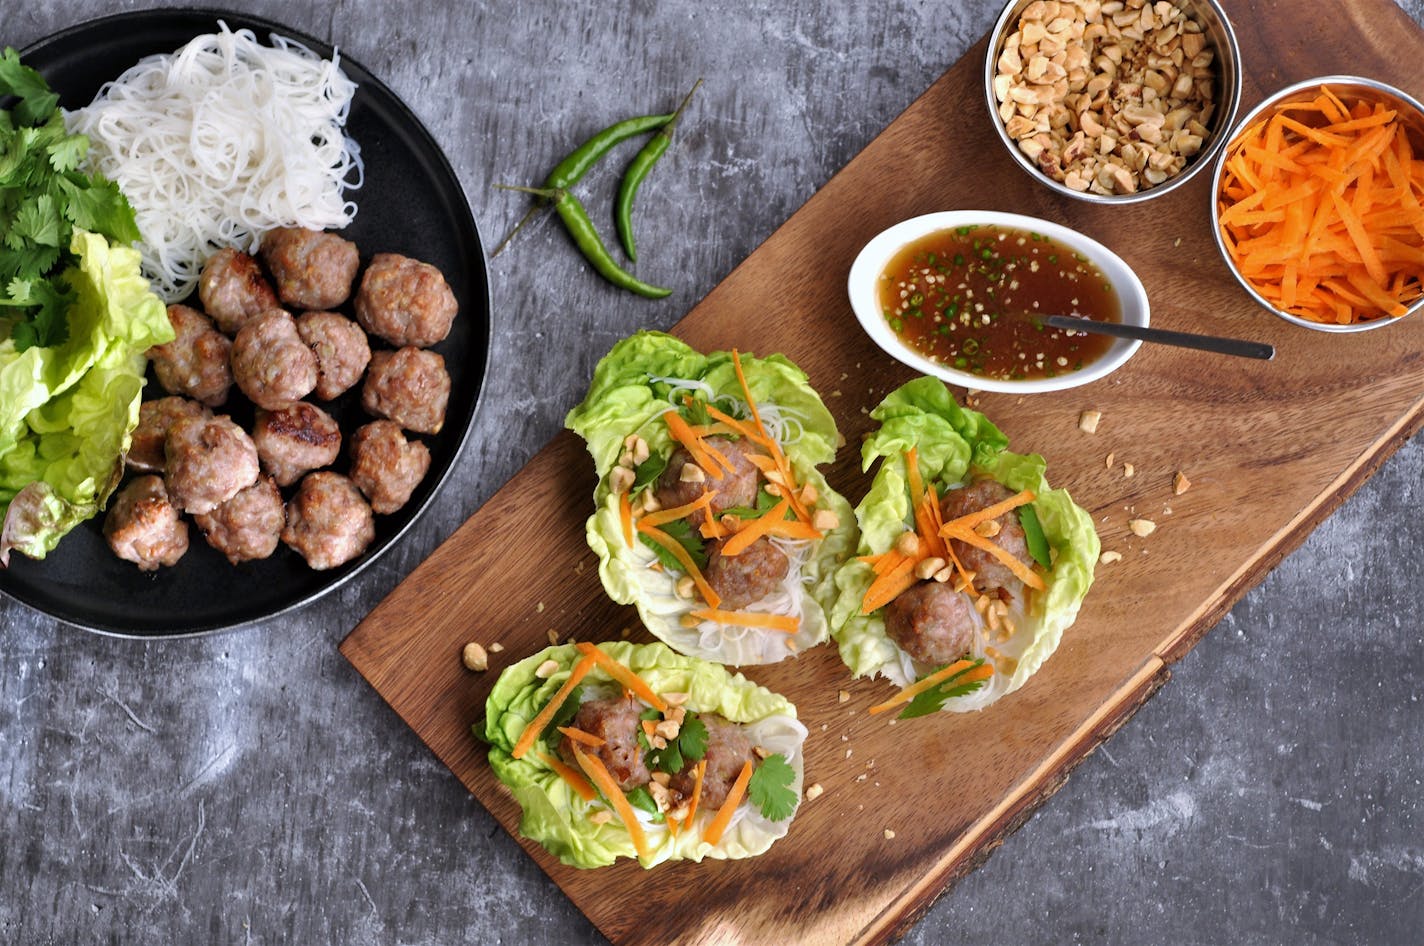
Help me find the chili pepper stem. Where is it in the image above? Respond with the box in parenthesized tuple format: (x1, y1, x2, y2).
(663, 78, 703, 136)
(491, 203, 546, 258)
(496, 183, 565, 199)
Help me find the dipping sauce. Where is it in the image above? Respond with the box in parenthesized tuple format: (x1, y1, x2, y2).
(876, 224, 1121, 381)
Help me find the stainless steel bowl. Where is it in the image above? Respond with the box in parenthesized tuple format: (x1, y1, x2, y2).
(1210, 75, 1424, 333)
(984, 0, 1242, 204)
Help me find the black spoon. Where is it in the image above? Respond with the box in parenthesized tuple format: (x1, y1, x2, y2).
(1044, 316, 1275, 360)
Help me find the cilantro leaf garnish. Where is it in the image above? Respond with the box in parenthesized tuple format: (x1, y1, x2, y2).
(899, 659, 989, 719)
(682, 396, 712, 428)
(639, 516, 706, 571)
(624, 786, 664, 822)
(639, 709, 709, 775)
(1018, 504, 1051, 569)
(718, 488, 779, 521)
(542, 684, 584, 744)
(0, 48, 59, 125)
(747, 753, 797, 821)
(630, 451, 668, 494)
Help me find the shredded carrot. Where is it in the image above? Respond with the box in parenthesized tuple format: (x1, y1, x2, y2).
(904, 449, 947, 559)
(760, 518, 821, 541)
(635, 521, 722, 610)
(619, 491, 634, 547)
(512, 654, 598, 760)
(729, 350, 816, 526)
(860, 554, 920, 615)
(699, 516, 728, 540)
(574, 642, 669, 713)
(688, 608, 799, 633)
(573, 746, 649, 859)
(535, 750, 598, 801)
(942, 525, 1047, 591)
(702, 759, 754, 845)
(557, 726, 605, 748)
(685, 759, 707, 832)
(1218, 85, 1424, 324)
(719, 498, 791, 556)
(639, 490, 718, 529)
(868, 659, 994, 715)
(938, 489, 1036, 535)
(663, 410, 724, 481)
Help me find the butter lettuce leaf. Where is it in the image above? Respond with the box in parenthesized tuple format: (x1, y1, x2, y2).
(483, 641, 805, 869)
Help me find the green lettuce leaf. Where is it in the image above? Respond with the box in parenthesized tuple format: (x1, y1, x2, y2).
(0, 229, 172, 563)
(829, 377, 1099, 710)
(483, 641, 806, 869)
(566, 331, 857, 665)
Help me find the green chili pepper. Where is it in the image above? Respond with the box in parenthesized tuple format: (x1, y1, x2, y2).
(614, 80, 701, 262)
(545, 113, 673, 189)
(505, 186, 671, 298)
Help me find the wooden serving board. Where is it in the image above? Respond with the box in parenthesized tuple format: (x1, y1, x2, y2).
(342, 2, 1424, 943)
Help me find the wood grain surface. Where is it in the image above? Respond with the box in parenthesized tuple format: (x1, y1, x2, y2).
(341, 2, 1424, 943)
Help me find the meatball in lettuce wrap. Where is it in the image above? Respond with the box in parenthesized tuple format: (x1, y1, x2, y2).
(483, 641, 806, 869)
(830, 377, 1098, 715)
(566, 332, 855, 665)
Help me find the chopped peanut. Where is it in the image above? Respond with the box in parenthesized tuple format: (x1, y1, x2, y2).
(1079, 409, 1102, 433)
(895, 531, 921, 557)
(915, 556, 947, 580)
(805, 782, 824, 801)
(1128, 517, 1157, 537)
(534, 659, 559, 679)
(461, 642, 488, 672)
(1173, 471, 1191, 495)
(609, 466, 635, 494)
(679, 463, 706, 484)
(812, 509, 841, 532)
(1099, 550, 1124, 564)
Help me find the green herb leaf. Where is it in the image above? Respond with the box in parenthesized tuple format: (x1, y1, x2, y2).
(542, 684, 585, 743)
(898, 659, 989, 719)
(746, 753, 797, 821)
(674, 715, 708, 764)
(638, 516, 706, 571)
(624, 786, 664, 821)
(1018, 504, 1052, 569)
(0, 48, 59, 126)
(2, 276, 73, 350)
(630, 451, 668, 494)
(718, 488, 779, 521)
(56, 175, 139, 244)
(682, 397, 712, 428)
(643, 711, 709, 775)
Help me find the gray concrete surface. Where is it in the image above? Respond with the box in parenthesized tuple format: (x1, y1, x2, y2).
(2, 1, 1422, 943)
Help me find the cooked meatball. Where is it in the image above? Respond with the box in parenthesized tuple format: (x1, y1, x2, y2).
(883, 581, 977, 666)
(669, 714, 755, 809)
(126, 397, 207, 473)
(103, 475, 188, 570)
(230, 309, 319, 410)
(354, 252, 458, 347)
(361, 347, 450, 434)
(164, 414, 260, 515)
(653, 437, 761, 525)
(193, 476, 284, 564)
(556, 697, 651, 792)
(939, 479, 1030, 593)
(252, 402, 342, 487)
(148, 304, 232, 407)
(348, 420, 431, 514)
(198, 247, 279, 334)
(259, 227, 359, 310)
(703, 536, 789, 610)
(296, 310, 370, 400)
(281, 472, 375, 570)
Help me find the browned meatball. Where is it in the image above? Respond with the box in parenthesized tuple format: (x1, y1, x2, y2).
(556, 697, 651, 792)
(348, 420, 431, 514)
(193, 476, 284, 564)
(164, 414, 260, 515)
(104, 476, 188, 570)
(883, 581, 976, 666)
(126, 397, 208, 473)
(703, 536, 789, 610)
(361, 347, 450, 434)
(296, 310, 370, 400)
(653, 437, 761, 525)
(669, 715, 755, 809)
(354, 253, 458, 347)
(198, 248, 279, 334)
(259, 227, 359, 310)
(231, 309, 318, 410)
(252, 402, 341, 487)
(281, 472, 375, 570)
(148, 304, 232, 407)
(939, 479, 1030, 593)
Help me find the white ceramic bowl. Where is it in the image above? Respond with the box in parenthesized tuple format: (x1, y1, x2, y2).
(847, 210, 1150, 394)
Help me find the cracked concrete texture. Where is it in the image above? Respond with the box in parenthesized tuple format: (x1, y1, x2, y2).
(3, 1, 1423, 943)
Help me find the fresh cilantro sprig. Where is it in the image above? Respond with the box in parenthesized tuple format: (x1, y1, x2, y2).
(718, 487, 780, 521)
(639, 516, 706, 571)
(540, 683, 584, 746)
(0, 47, 140, 351)
(899, 659, 990, 719)
(747, 753, 798, 821)
(638, 708, 708, 775)
(629, 451, 667, 495)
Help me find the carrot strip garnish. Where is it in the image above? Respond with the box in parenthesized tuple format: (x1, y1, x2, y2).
(868, 660, 995, 715)
(703, 403, 775, 450)
(719, 498, 791, 556)
(688, 608, 799, 633)
(860, 554, 920, 614)
(557, 726, 605, 748)
(942, 525, 1047, 591)
(663, 410, 723, 481)
(535, 750, 598, 801)
(512, 654, 597, 760)
(685, 759, 707, 830)
(699, 516, 728, 540)
(639, 490, 718, 529)
(573, 746, 649, 859)
(938, 489, 1036, 535)
(702, 759, 754, 845)
(635, 522, 721, 610)
(619, 491, 634, 547)
(574, 641, 669, 713)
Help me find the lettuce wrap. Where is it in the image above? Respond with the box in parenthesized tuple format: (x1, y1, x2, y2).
(483, 641, 806, 869)
(830, 377, 1098, 711)
(1, 230, 172, 563)
(565, 332, 855, 665)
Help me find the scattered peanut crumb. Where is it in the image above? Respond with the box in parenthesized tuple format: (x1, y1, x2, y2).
(461, 642, 488, 672)
(753, 745, 771, 760)
(1105, 452, 1115, 468)
(589, 810, 614, 826)
(546, 629, 560, 646)
(1128, 518, 1157, 537)
(1173, 471, 1192, 495)
(535, 602, 545, 614)
(1079, 409, 1102, 433)
(1099, 550, 1123, 564)
(488, 641, 504, 653)
(534, 659, 559, 679)
(805, 782, 824, 801)
(856, 774, 868, 782)
(837, 690, 851, 705)
(1123, 462, 1135, 478)
(812, 509, 841, 531)
(884, 829, 896, 840)
(845, 748, 853, 759)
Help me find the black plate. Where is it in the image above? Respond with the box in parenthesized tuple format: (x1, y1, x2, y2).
(0, 9, 491, 637)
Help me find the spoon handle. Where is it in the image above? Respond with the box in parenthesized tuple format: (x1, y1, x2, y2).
(1044, 316, 1275, 361)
